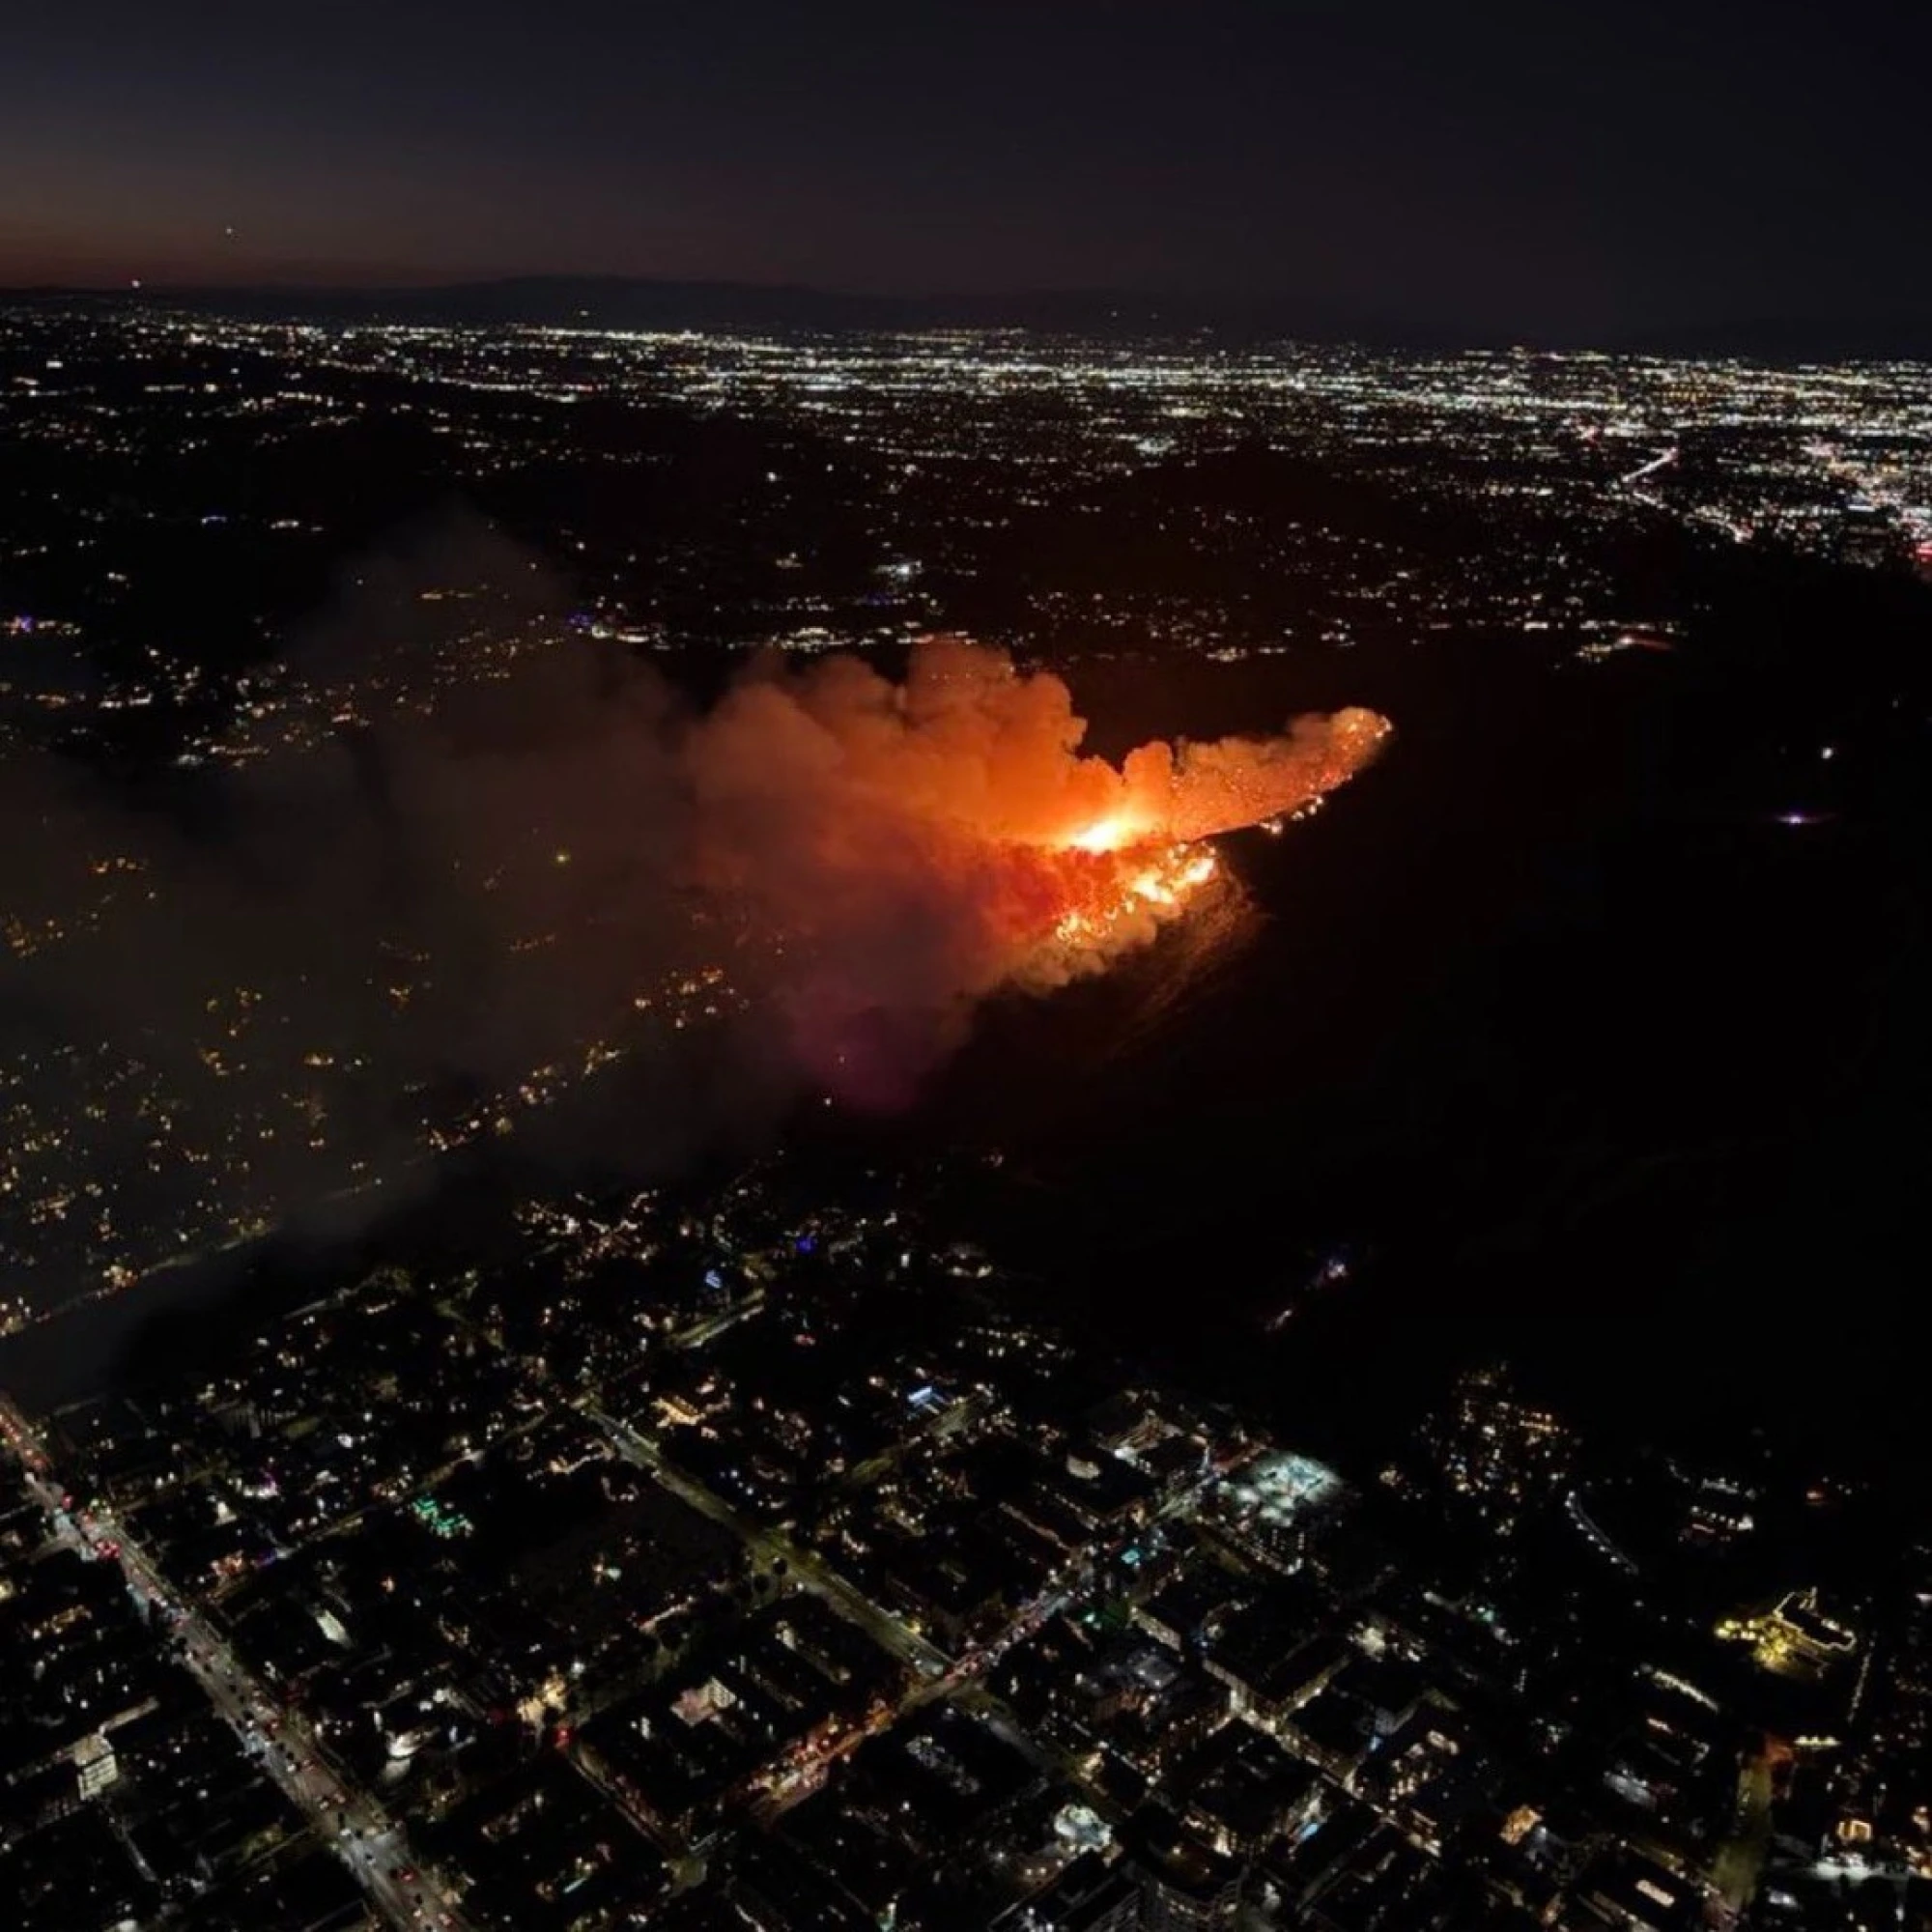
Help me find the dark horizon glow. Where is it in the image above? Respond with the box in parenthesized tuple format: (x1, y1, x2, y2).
(6, 0, 1932, 341)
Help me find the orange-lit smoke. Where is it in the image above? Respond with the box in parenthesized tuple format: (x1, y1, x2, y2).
(680, 637, 1388, 1105)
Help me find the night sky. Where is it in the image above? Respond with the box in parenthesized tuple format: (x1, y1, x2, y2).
(6, 0, 1929, 340)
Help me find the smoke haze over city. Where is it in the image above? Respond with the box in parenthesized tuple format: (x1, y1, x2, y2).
(1, 569, 1384, 1276)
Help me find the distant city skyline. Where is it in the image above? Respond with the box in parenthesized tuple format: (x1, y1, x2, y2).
(7, 0, 1932, 344)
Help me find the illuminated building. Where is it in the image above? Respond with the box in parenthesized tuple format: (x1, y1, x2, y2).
(1716, 1588, 1859, 1679)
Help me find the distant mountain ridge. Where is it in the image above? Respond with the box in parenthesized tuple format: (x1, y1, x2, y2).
(6, 274, 1928, 361)
(7, 276, 1213, 336)
(6, 276, 1394, 341)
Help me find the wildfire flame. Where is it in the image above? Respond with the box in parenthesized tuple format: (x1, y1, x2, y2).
(1064, 813, 1151, 855)
(680, 636, 1389, 1103)
(1051, 840, 1220, 949)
